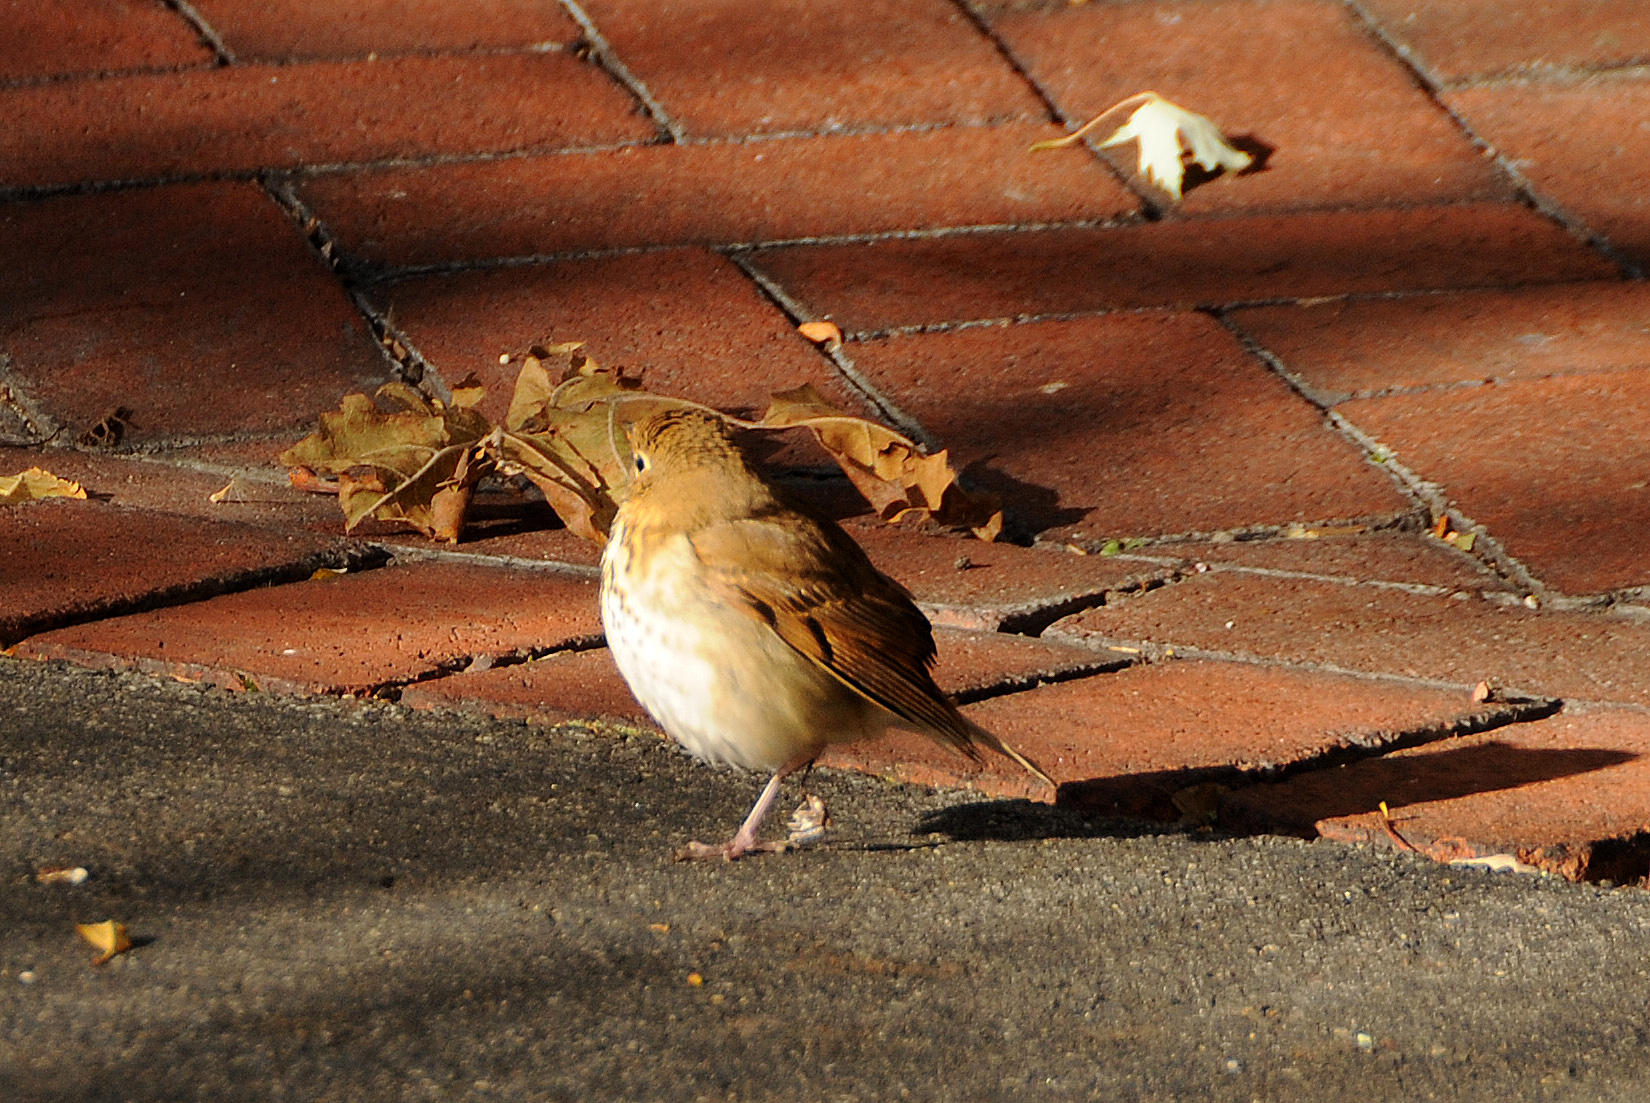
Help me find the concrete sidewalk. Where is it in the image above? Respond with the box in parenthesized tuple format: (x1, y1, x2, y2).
(5, 660, 1650, 1102)
(4, 1, 1650, 886)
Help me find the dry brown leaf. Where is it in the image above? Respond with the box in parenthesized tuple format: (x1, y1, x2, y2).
(284, 347, 1003, 544)
(758, 385, 1004, 540)
(76, 920, 133, 965)
(0, 467, 87, 504)
(78, 406, 134, 448)
(1031, 90, 1252, 201)
(493, 344, 701, 541)
(278, 383, 494, 543)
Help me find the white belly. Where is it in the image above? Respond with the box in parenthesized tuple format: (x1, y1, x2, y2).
(600, 520, 883, 772)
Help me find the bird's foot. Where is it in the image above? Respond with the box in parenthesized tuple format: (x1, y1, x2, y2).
(673, 798, 830, 862)
(673, 838, 789, 862)
(783, 794, 830, 847)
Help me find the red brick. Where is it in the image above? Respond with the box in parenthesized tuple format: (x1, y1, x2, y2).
(749, 203, 1615, 333)
(846, 523, 1177, 631)
(1048, 572, 1650, 707)
(1221, 706, 1650, 884)
(1231, 280, 1650, 400)
(930, 626, 1126, 697)
(400, 646, 651, 726)
(369, 249, 858, 426)
(580, 0, 1044, 137)
(0, 183, 387, 445)
(1448, 77, 1650, 269)
(297, 124, 1134, 268)
(1134, 528, 1514, 593)
(190, 0, 581, 61)
(991, 0, 1503, 214)
(1, 0, 212, 80)
(16, 559, 604, 695)
(0, 51, 652, 190)
(1341, 372, 1650, 595)
(0, 498, 348, 646)
(401, 626, 1115, 728)
(822, 659, 1520, 808)
(845, 314, 1407, 539)
(1360, 0, 1650, 83)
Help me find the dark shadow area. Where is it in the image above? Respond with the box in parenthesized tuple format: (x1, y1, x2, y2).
(919, 739, 1641, 849)
(960, 457, 1088, 540)
(1058, 763, 1246, 824)
(1182, 134, 1274, 196)
(1217, 740, 1638, 835)
(914, 796, 1173, 843)
(453, 494, 567, 540)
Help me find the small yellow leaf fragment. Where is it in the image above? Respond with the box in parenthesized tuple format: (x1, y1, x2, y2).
(798, 320, 843, 348)
(76, 920, 133, 965)
(687, 972, 704, 987)
(0, 467, 88, 504)
(208, 477, 251, 504)
(1031, 91, 1252, 201)
(36, 866, 89, 886)
(310, 567, 347, 581)
(648, 923, 671, 934)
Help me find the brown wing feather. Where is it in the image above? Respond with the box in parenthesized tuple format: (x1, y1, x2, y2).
(686, 507, 984, 759)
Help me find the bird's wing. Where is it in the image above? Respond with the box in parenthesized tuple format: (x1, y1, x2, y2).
(686, 509, 981, 758)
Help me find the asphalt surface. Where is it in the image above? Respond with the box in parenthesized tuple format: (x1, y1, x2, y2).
(3, 657, 1648, 1103)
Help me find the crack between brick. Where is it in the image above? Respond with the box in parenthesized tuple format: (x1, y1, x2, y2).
(368, 633, 609, 701)
(164, 1, 236, 65)
(1211, 310, 1560, 601)
(1339, 0, 1642, 280)
(0, 544, 388, 651)
(948, 654, 1138, 707)
(951, 0, 1170, 219)
(260, 175, 441, 398)
(720, 252, 940, 447)
(0, 358, 59, 445)
(1436, 59, 1650, 93)
(557, 0, 682, 143)
(373, 544, 601, 581)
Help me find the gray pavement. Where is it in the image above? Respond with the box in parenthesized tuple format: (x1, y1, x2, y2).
(3, 657, 1648, 1102)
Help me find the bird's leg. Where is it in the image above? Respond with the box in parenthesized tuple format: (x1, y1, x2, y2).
(676, 754, 817, 861)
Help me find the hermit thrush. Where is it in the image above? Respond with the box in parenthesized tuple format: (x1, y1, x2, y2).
(599, 407, 1052, 861)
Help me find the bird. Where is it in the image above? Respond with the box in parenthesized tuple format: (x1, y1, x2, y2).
(598, 406, 1053, 861)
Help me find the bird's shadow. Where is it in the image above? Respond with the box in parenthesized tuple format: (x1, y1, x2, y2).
(906, 798, 1164, 846)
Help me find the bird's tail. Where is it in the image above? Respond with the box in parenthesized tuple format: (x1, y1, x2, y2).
(964, 717, 1055, 789)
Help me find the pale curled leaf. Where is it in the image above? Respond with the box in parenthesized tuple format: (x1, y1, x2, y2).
(1031, 91, 1252, 200)
(1449, 854, 1542, 875)
(36, 866, 89, 886)
(0, 467, 87, 504)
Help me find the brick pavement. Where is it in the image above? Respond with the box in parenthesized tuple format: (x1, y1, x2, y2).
(4, 0, 1649, 885)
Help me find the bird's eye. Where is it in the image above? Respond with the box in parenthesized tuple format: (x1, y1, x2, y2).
(634, 453, 647, 473)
